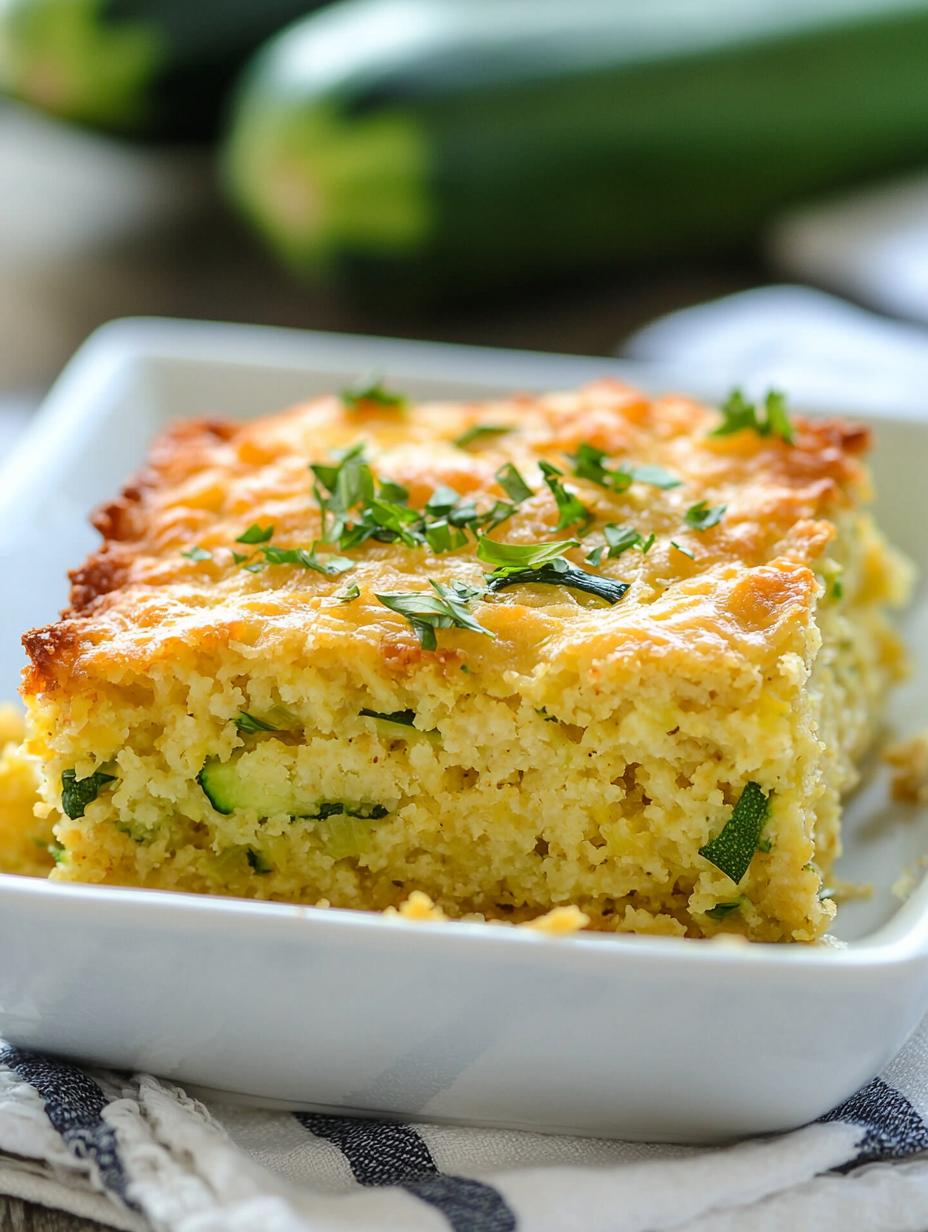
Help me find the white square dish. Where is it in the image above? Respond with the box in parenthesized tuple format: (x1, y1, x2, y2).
(1, 318, 926, 1143)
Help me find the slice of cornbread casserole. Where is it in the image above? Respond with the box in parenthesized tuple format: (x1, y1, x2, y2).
(20, 380, 911, 941)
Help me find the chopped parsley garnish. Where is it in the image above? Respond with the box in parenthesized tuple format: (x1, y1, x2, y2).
(359, 708, 416, 727)
(698, 783, 771, 884)
(605, 524, 655, 558)
(495, 462, 533, 504)
(341, 380, 407, 410)
(831, 578, 844, 600)
(711, 389, 794, 444)
(260, 546, 354, 575)
(705, 900, 741, 921)
(426, 485, 464, 516)
(683, 501, 727, 532)
(455, 424, 512, 449)
(539, 461, 591, 531)
(310, 446, 520, 553)
(235, 711, 279, 733)
(375, 579, 494, 650)
(61, 768, 116, 820)
(246, 848, 272, 874)
(47, 841, 66, 865)
(236, 523, 274, 545)
(486, 557, 629, 605)
(476, 536, 579, 573)
(181, 546, 212, 562)
(334, 582, 361, 604)
(629, 464, 682, 490)
(670, 540, 695, 560)
(425, 520, 469, 553)
(566, 444, 681, 493)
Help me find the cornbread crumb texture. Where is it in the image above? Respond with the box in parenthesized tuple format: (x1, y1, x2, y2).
(884, 731, 928, 804)
(0, 705, 51, 877)
(387, 891, 590, 935)
(19, 380, 912, 942)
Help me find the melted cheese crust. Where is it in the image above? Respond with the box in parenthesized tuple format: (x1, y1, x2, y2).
(24, 380, 868, 694)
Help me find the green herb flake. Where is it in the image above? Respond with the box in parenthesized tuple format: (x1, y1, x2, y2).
(359, 708, 416, 727)
(425, 520, 468, 554)
(309, 801, 389, 821)
(831, 578, 844, 601)
(495, 462, 533, 505)
(567, 443, 631, 493)
(705, 900, 742, 921)
(61, 768, 117, 820)
(764, 391, 794, 443)
(627, 463, 682, 490)
(602, 524, 658, 559)
(341, 380, 407, 410)
(181, 546, 212, 562)
(698, 782, 771, 884)
(566, 444, 681, 492)
(711, 388, 795, 444)
(425, 485, 463, 517)
(261, 546, 354, 575)
(334, 582, 361, 604)
(539, 461, 591, 531)
(246, 848, 272, 874)
(670, 540, 695, 560)
(684, 501, 727, 532)
(47, 841, 66, 865)
(476, 536, 579, 574)
(486, 558, 629, 605)
(378, 479, 410, 504)
(586, 546, 606, 566)
(375, 580, 494, 650)
(235, 711, 279, 734)
(454, 424, 512, 449)
(236, 523, 274, 545)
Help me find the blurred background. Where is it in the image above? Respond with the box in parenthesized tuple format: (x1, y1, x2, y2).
(3, 0, 928, 425)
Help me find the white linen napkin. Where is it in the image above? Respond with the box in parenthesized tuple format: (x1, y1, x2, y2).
(2, 1024, 928, 1232)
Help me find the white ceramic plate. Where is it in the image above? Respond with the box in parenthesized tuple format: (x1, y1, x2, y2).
(0, 318, 926, 1143)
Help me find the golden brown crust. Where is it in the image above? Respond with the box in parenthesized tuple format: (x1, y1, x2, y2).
(21, 382, 872, 697)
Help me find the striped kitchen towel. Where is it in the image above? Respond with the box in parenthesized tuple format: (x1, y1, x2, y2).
(3, 1015, 928, 1232)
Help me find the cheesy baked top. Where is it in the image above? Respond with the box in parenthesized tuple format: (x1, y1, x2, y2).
(19, 379, 912, 941)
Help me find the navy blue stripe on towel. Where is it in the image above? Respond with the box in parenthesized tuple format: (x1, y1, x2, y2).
(819, 1076, 928, 1170)
(0, 1046, 138, 1210)
(296, 1113, 516, 1232)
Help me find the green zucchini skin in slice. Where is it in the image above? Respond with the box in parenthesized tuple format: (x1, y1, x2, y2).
(197, 758, 388, 823)
(223, 0, 928, 295)
(0, 0, 325, 139)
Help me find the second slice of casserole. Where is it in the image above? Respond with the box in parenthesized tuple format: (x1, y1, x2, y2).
(21, 380, 911, 940)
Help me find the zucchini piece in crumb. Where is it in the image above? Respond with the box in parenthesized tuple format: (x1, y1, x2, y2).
(61, 767, 116, 819)
(246, 847, 272, 874)
(359, 707, 439, 742)
(198, 757, 389, 822)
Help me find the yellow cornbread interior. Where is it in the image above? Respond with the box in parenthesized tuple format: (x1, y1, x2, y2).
(19, 383, 912, 941)
(0, 705, 52, 877)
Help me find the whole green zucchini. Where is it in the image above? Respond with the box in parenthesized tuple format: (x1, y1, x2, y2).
(0, 0, 327, 139)
(223, 0, 928, 296)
